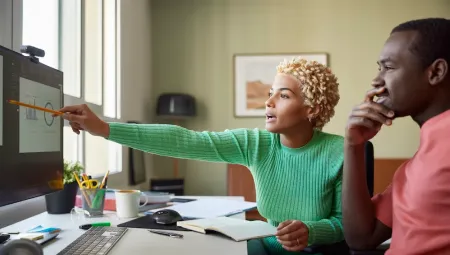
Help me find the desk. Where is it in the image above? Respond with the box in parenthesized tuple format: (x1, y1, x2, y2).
(0, 196, 248, 255)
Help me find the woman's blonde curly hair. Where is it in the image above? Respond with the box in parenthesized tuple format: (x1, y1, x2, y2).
(276, 57, 340, 130)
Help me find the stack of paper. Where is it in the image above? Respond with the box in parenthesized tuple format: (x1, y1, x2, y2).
(146, 198, 257, 219)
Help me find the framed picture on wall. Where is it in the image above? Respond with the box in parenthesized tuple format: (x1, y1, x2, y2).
(233, 53, 328, 117)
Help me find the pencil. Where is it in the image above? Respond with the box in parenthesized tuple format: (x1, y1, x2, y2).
(7, 100, 64, 116)
(74, 173, 92, 207)
(99, 170, 110, 189)
(73, 173, 83, 188)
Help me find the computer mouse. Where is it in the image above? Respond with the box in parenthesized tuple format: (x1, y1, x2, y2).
(151, 209, 183, 225)
(0, 234, 10, 244)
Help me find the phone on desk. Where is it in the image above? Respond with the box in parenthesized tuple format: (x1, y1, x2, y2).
(170, 198, 196, 203)
(138, 203, 169, 213)
(138, 198, 197, 213)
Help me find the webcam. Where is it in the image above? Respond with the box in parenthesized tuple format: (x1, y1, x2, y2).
(20, 45, 45, 64)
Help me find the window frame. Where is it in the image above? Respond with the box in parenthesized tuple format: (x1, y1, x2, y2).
(18, 0, 123, 178)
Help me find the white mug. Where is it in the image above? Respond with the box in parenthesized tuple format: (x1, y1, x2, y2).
(115, 190, 149, 218)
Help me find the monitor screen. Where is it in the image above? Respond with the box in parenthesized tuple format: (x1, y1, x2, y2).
(0, 45, 64, 207)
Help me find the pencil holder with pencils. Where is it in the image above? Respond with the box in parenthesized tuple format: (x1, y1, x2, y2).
(81, 188, 106, 217)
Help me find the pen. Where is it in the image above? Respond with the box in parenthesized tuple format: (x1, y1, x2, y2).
(79, 222, 111, 230)
(148, 230, 183, 239)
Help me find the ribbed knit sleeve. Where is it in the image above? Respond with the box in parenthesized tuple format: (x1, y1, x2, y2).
(106, 122, 273, 167)
(302, 168, 344, 245)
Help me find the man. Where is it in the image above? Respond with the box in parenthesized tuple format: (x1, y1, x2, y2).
(342, 18, 450, 254)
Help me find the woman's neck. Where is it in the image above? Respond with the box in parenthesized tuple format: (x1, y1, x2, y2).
(280, 127, 315, 148)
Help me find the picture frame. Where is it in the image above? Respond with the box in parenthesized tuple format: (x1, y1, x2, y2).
(233, 53, 328, 117)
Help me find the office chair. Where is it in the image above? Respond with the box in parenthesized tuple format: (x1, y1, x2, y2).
(303, 141, 376, 255)
(349, 141, 387, 255)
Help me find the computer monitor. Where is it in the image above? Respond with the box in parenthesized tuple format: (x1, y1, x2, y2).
(0, 45, 64, 207)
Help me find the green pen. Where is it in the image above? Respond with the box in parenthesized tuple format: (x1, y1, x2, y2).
(79, 222, 111, 230)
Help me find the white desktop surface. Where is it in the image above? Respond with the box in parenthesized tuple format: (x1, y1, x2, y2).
(0, 196, 248, 255)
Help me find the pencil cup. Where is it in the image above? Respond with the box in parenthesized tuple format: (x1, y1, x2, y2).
(81, 189, 106, 217)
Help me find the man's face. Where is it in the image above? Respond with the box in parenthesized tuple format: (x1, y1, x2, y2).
(373, 31, 431, 118)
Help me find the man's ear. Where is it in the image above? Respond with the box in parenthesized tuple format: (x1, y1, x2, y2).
(429, 58, 448, 86)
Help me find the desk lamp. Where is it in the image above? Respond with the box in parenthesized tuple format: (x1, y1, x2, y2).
(151, 93, 196, 195)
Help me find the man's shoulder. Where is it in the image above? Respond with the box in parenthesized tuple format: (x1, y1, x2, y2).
(421, 109, 450, 141)
(417, 111, 450, 160)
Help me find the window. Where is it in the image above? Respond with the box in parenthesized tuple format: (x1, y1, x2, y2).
(21, 0, 122, 177)
(83, 0, 102, 105)
(22, 0, 59, 69)
(103, 0, 118, 119)
(63, 126, 83, 164)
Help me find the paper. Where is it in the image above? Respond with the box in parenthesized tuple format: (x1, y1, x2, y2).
(148, 198, 257, 219)
(19, 77, 61, 153)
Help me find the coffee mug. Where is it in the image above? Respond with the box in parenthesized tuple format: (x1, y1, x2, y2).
(115, 190, 149, 218)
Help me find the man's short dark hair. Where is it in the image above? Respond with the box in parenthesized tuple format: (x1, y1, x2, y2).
(391, 18, 450, 69)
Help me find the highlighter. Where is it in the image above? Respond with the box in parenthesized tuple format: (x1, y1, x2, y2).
(79, 222, 111, 230)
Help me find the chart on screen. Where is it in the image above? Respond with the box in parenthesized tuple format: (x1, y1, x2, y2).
(19, 77, 61, 153)
(0, 55, 3, 146)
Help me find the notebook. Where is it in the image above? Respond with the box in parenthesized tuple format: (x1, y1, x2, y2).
(13, 225, 61, 245)
(177, 217, 277, 241)
(146, 198, 257, 219)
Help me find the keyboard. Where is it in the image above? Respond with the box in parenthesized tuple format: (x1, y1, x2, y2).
(57, 226, 128, 255)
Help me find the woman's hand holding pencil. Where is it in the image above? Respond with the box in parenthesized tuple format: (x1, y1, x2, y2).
(8, 100, 110, 138)
(55, 104, 110, 138)
(7, 100, 64, 115)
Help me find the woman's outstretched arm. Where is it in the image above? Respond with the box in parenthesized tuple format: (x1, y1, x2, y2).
(58, 104, 273, 167)
(107, 122, 273, 167)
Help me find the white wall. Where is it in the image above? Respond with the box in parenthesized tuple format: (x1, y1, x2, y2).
(106, 0, 154, 191)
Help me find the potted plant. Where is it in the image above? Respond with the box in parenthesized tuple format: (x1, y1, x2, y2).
(45, 160, 84, 214)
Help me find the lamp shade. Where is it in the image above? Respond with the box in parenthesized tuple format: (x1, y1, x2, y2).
(156, 93, 196, 119)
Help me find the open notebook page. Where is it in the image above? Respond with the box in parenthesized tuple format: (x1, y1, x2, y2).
(178, 217, 277, 241)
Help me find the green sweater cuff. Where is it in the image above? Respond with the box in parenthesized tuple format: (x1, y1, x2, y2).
(107, 122, 131, 141)
(303, 218, 343, 245)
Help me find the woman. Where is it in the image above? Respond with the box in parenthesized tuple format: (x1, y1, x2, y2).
(60, 57, 344, 255)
